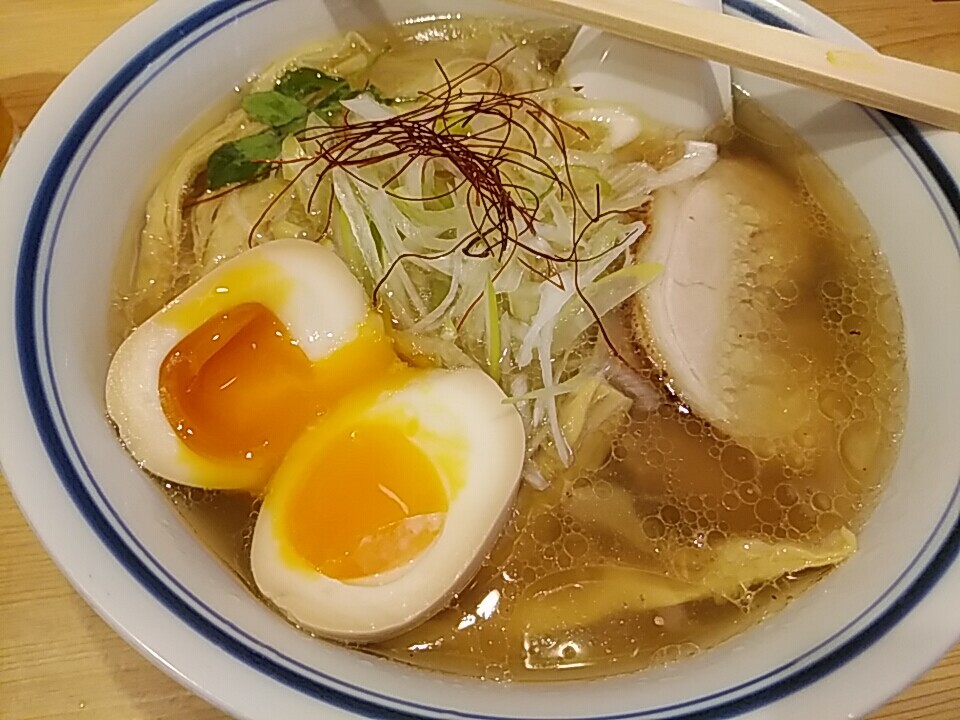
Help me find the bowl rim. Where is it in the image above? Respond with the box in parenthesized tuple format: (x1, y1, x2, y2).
(1, 1, 958, 719)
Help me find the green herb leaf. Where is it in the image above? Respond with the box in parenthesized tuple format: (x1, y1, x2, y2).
(311, 85, 368, 122)
(365, 85, 398, 106)
(276, 67, 345, 101)
(204, 71, 391, 192)
(241, 91, 308, 128)
(277, 114, 308, 139)
(206, 130, 282, 190)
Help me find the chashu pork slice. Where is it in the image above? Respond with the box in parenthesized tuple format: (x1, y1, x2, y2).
(634, 155, 824, 456)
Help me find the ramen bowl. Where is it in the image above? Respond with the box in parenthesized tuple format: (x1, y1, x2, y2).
(0, 1, 958, 719)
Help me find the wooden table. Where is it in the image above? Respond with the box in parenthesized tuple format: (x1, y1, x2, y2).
(1, 1, 958, 718)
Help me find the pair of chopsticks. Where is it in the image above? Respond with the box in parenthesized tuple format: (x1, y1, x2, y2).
(513, 0, 960, 132)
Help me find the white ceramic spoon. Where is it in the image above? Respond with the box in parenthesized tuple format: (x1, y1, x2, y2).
(561, 0, 731, 135)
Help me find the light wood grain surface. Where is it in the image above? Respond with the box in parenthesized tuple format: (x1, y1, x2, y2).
(1, 1, 958, 719)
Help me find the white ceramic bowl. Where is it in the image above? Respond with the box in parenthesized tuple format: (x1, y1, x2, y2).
(1, 1, 958, 719)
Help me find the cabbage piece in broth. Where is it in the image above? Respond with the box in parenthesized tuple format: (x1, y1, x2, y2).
(511, 527, 856, 637)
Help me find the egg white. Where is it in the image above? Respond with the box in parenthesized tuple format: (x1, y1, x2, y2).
(250, 368, 525, 642)
(105, 239, 370, 490)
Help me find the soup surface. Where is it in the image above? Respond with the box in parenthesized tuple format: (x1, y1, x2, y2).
(109, 17, 906, 680)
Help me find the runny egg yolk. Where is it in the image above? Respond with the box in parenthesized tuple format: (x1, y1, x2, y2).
(158, 302, 397, 478)
(281, 422, 448, 579)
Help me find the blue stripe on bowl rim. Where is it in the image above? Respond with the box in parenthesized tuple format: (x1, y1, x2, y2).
(13, 0, 960, 718)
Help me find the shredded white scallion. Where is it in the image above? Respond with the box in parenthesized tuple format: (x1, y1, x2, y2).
(180, 49, 720, 488)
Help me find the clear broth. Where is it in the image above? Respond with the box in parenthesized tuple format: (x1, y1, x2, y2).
(112, 18, 907, 682)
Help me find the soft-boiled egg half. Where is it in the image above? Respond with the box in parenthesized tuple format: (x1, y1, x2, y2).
(106, 239, 397, 490)
(106, 238, 525, 641)
(252, 367, 524, 641)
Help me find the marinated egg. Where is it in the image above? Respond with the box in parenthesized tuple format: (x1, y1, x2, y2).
(251, 368, 525, 641)
(105, 239, 396, 491)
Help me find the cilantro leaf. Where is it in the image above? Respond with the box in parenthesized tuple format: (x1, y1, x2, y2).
(241, 91, 308, 128)
(275, 67, 345, 101)
(206, 130, 282, 190)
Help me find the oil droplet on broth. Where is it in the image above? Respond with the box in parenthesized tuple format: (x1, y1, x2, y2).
(839, 420, 882, 480)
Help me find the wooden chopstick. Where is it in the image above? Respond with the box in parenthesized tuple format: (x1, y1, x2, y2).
(515, 0, 960, 132)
